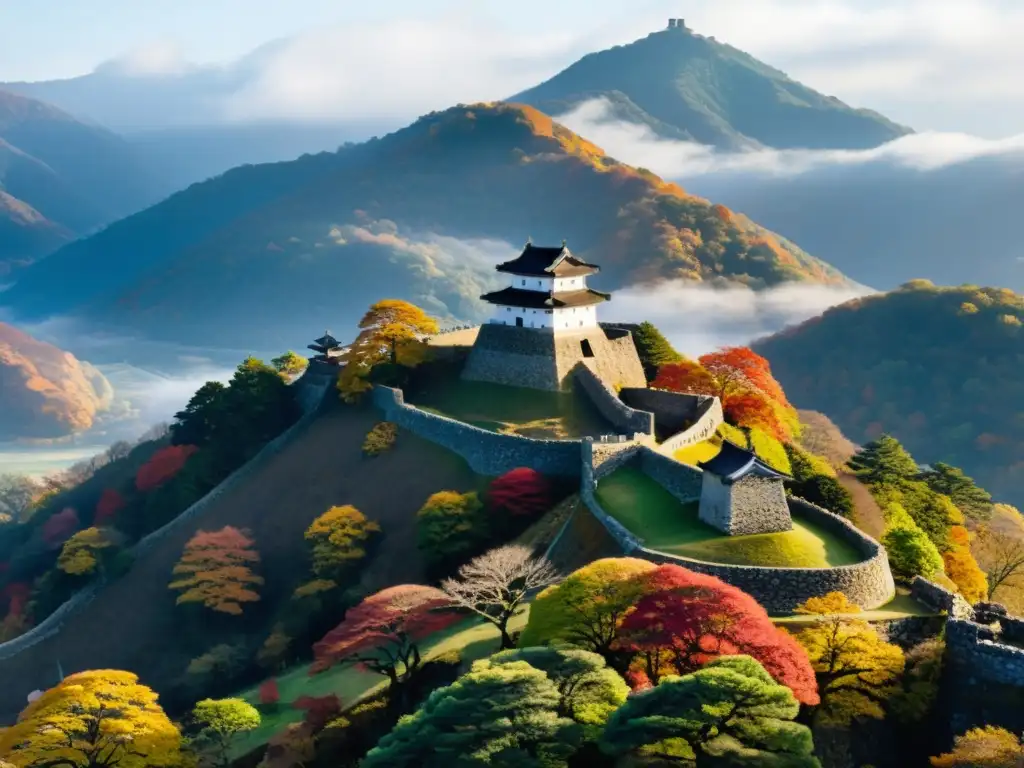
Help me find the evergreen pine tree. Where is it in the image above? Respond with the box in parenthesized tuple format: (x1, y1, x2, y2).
(848, 435, 920, 486)
(632, 321, 683, 381)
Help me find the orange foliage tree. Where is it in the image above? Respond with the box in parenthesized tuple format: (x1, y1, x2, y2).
(652, 346, 796, 442)
(311, 585, 460, 694)
(615, 564, 819, 706)
(136, 444, 198, 492)
(169, 526, 263, 615)
(94, 488, 126, 526)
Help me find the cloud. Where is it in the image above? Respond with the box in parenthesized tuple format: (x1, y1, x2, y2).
(611, 281, 874, 356)
(555, 98, 1024, 177)
(95, 41, 191, 77)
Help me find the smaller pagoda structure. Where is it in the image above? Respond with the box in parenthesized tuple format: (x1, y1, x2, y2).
(697, 440, 793, 536)
(308, 331, 346, 365)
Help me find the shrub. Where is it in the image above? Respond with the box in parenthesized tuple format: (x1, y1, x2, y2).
(258, 679, 280, 708)
(883, 504, 945, 581)
(362, 422, 398, 457)
(416, 491, 488, 571)
(486, 467, 554, 522)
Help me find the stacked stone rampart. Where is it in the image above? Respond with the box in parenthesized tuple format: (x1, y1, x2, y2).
(619, 387, 724, 450)
(574, 366, 655, 436)
(579, 444, 895, 613)
(372, 386, 583, 477)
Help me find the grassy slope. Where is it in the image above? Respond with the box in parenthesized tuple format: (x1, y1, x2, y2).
(0, 400, 485, 724)
(595, 466, 861, 567)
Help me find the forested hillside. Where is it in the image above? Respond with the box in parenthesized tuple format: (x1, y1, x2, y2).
(1, 103, 850, 351)
(755, 282, 1024, 507)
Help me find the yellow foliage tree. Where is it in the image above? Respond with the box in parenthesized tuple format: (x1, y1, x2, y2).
(304, 505, 381, 583)
(352, 299, 439, 366)
(794, 591, 861, 616)
(57, 527, 115, 577)
(931, 726, 1024, 767)
(942, 546, 988, 604)
(0, 669, 184, 768)
(792, 611, 905, 727)
(169, 527, 263, 616)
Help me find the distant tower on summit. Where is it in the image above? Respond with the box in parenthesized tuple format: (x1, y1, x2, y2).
(667, 18, 687, 30)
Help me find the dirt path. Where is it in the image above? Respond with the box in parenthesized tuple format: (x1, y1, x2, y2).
(0, 402, 481, 722)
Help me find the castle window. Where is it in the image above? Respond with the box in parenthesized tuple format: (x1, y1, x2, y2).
(580, 339, 594, 357)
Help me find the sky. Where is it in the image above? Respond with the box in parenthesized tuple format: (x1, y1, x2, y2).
(3, 0, 1024, 135)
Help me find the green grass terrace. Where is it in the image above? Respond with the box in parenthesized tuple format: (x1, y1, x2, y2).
(594, 466, 862, 569)
(406, 377, 613, 439)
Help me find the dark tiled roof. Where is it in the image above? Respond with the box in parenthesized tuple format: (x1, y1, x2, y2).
(310, 331, 341, 350)
(480, 287, 610, 309)
(698, 439, 791, 482)
(496, 243, 600, 277)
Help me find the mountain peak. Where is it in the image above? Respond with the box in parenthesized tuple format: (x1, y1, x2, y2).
(512, 26, 912, 151)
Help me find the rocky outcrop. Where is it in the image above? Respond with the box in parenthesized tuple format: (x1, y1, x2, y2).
(0, 323, 110, 440)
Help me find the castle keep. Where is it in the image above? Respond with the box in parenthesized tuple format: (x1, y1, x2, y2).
(462, 241, 647, 392)
(697, 440, 793, 535)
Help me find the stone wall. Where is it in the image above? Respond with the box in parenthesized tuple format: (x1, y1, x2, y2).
(660, 397, 724, 454)
(462, 323, 646, 392)
(372, 386, 582, 477)
(580, 459, 896, 613)
(945, 617, 1024, 734)
(727, 476, 793, 536)
(910, 576, 975, 619)
(639, 448, 703, 502)
(0, 368, 333, 661)
(574, 366, 655, 437)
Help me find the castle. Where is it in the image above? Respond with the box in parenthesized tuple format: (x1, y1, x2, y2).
(462, 240, 649, 392)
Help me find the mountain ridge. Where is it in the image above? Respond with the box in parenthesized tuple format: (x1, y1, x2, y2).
(512, 25, 912, 150)
(0, 102, 851, 353)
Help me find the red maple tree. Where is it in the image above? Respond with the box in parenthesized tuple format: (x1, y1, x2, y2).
(487, 468, 554, 519)
(292, 694, 342, 730)
(41, 507, 80, 547)
(94, 489, 127, 526)
(136, 444, 198, 492)
(311, 584, 459, 689)
(258, 679, 280, 706)
(615, 564, 819, 706)
(699, 347, 790, 407)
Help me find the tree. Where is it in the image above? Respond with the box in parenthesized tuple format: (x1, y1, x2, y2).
(699, 347, 790, 407)
(93, 489, 126, 527)
(518, 557, 656, 658)
(600, 655, 820, 767)
(258, 680, 280, 708)
(136, 444, 199, 492)
(848, 435, 920, 486)
(786, 444, 855, 518)
(441, 545, 558, 649)
(169, 526, 263, 615)
(351, 299, 439, 366)
(415, 490, 488, 570)
(257, 625, 293, 670)
(303, 505, 381, 585)
(485, 647, 629, 729)
(361, 659, 581, 768)
(0, 669, 183, 767)
(191, 698, 261, 768)
(171, 381, 228, 447)
(311, 584, 460, 695)
(486, 468, 554, 521)
(883, 503, 946, 580)
(632, 321, 683, 380)
(930, 726, 1024, 767)
(270, 351, 308, 380)
(974, 524, 1024, 599)
(922, 462, 994, 521)
(259, 723, 315, 768)
(794, 591, 861, 615)
(615, 564, 819, 705)
(292, 694, 341, 731)
(187, 644, 247, 683)
(57, 527, 119, 577)
(0, 474, 41, 523)
(791, 596, 905, 726)
(41, 507, 80, 547)
(942, 545, 988, 604)
(888, 637, 944, 724)
(336, 360, 374, 404)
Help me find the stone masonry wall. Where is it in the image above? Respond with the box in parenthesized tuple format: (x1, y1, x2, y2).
(575, 366, 655, 437)
(945, 617, 1024, 734)
(639, 447, 703, 502)
(728, 476, 793, 536)
(909, 577, 975, 620)
(619, 388, 723, 451)
(372, 386, 582, 477)
(660, 397, 724, 453)
(462, 323, 646, 392)
(0, 367, 333, 661)
(579, 450, 896, 613)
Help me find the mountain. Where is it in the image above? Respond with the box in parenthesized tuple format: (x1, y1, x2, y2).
(0, 322, 111, 440)
(0, 90, 165, 273)
(754, 281, 1024, 507)
(0, 103, 851, 353)
(683, 153, 1024, 293)
(511, 23, 912, 150)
